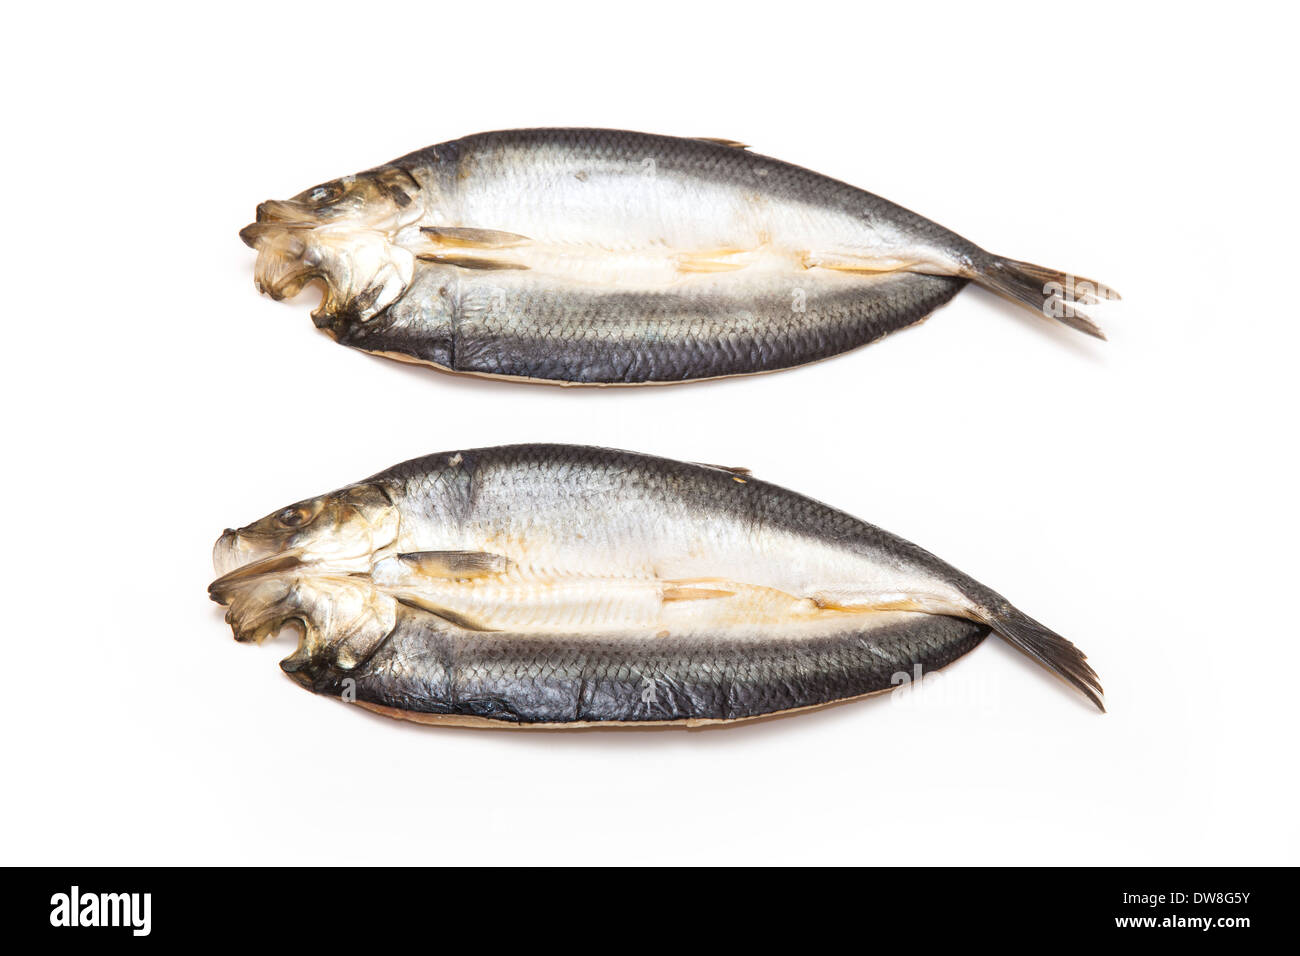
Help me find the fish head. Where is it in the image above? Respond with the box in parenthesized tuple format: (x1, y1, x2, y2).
(258, 165, 422, 230)
(240, 166, 422, 323)
(212, 572, 397, 675)
(210, 484, 402, 671)
(210, 483, 399, 596)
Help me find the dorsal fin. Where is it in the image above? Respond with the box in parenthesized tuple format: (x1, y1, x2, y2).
(695, 137, 751, 150)
(693, 462, 752, 476)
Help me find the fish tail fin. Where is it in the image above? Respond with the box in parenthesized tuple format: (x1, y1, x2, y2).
(979, 602, 1105, 711)
(970, 254, 1119, 340)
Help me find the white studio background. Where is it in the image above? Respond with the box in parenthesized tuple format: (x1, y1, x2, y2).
(2, 2, 1295, 865)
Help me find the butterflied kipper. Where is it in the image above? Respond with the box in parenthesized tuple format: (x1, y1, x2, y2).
(209, 445, 1103, 726)
(241, 129, 1118, 384)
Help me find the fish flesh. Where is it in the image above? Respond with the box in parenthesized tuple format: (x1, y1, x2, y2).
(240, 129, 1117, 385)
(209, 445, 1103, 726)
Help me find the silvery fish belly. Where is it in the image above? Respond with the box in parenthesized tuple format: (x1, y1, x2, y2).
(208, 445, 1103, 727)
(240, 129, 1118, 385)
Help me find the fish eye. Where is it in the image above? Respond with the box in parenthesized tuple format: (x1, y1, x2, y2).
(276, 505, 311, 528)
(309, 183, 344, 204)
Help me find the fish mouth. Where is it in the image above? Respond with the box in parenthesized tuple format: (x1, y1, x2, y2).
(239, 220, 289, 249)
(209, 534, 310, 644)
(255, 198, 317, 225)
(240, 201, 416, 318)
(208, 551, 306, 595)
(209, 529, 307, 603)
(213, 527, 264, 577)
(226, 603, 303, 646)
(240, 203, 320, 248)
(220, 591, 304, 645)
(240, 222, 321, 300)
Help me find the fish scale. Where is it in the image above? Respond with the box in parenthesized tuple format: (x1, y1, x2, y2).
(209, 445, 1104, 725)
(241, 128, 1117, 384)
(293, 612, 992, 727)
(338, 265, 966, 383)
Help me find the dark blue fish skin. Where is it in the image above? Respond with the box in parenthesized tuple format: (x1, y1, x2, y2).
(286, 606, 990, 726)
(394, 128, 976, 259)
(213, 445, 1104, 724)
(256, 128, 1112, 380)
(325, 265, 966, 384)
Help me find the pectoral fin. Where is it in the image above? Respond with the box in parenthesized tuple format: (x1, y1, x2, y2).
(393, 595, 497, 632)
(398, 550, 512, 579)
(416, 253, 529, 271)
(419, 226, 530, 248)
(415, 227, 532, 271)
